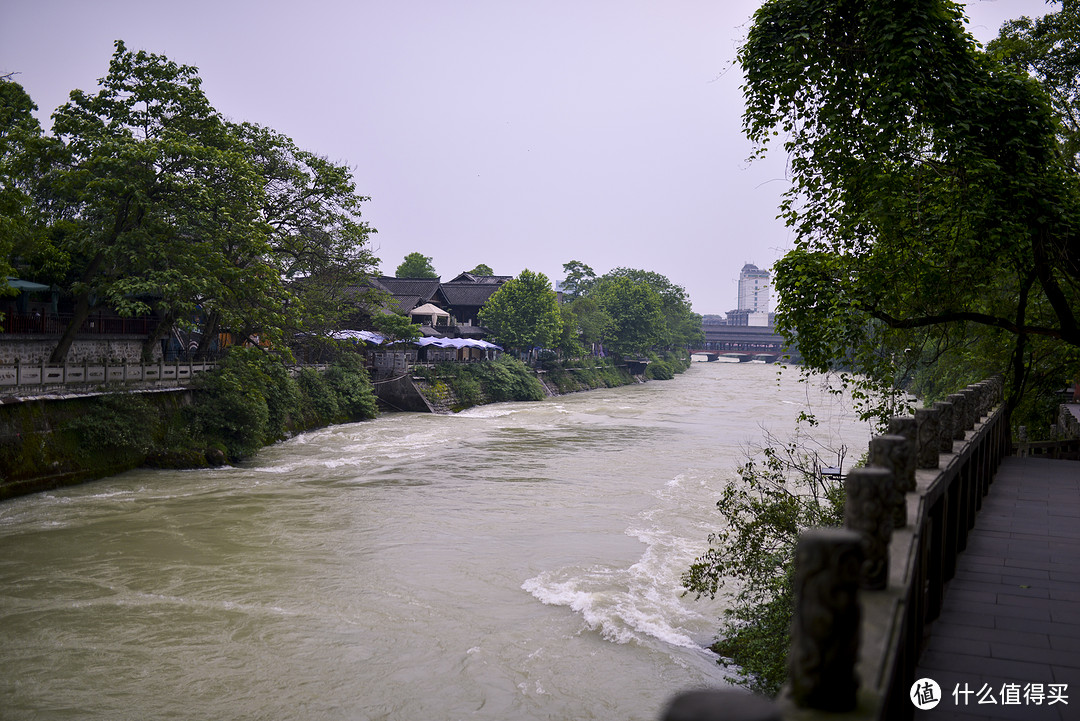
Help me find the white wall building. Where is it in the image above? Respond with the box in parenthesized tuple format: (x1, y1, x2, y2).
(737, 263, 771, 314)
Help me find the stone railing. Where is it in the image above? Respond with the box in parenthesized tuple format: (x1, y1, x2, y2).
(0, 360, 219, 396)
(662, 378, 1009, 721)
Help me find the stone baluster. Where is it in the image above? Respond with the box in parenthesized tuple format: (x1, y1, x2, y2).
(915, 407, 941, 469)
(869, 434, 912, 529)
(887, 416, 918, 494)
(933, 400, 955, 455)
(946, 393, 968, 440)
(979, 383, 991, 418)
(844, 466, 895, 590)
(960, 388, 979, 429)
(789, 528, 864, 712)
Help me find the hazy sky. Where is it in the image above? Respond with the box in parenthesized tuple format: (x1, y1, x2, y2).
(1, 0, 1049, 313)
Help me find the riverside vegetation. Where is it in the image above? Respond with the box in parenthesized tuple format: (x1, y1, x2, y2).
(0, 349, 378, 498)
(0, 349, 690, 498)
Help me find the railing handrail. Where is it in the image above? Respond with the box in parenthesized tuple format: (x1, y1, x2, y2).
(663, 378, 1009, 721)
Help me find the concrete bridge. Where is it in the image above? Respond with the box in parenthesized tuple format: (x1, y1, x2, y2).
(660, 380, 1080, 720)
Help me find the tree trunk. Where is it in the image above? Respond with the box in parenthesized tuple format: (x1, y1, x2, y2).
(49, 252, 106, 364)
(196, 311, 220, 359)
(48, 291, 93, 364)
(141, 312, 174, 363)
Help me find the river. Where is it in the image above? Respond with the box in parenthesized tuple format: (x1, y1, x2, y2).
(0, 362, 870, 721)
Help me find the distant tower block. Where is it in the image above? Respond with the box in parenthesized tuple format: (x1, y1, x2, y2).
(738, 263, 771, 326)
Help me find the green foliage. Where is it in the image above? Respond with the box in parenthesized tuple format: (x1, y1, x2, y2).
(63, 393, 159, 459)
(560, 260, 597, 299)
(371, 310, 421, 342)
(395, 251, 438, 278)
(555, 303, 585, 357)
(478, 269, 563, 353)
(568, 295, 611, 349)
(192, 350, 279, 459)
(684, 431, 847, 696)
(297, 368, 340, 422)
(741, 0, 1080, 431)
(559, 264, 700, 358)
(416, 355, 546, 410)
(0, 79, 49, 287)
(602, 267, 703, 349)
(591, 276, 665, 357)
(193, 348, 376, 459)
(645, 360, 674, 380)
(467, 263, 494, 276)
(323, 353, 379, 420)
(5, 42, 377, 363)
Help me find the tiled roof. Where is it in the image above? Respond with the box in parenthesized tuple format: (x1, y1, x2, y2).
(439, 282, 502, 306)
(376, 276, 443, 302)
(447, 272, 512, 285)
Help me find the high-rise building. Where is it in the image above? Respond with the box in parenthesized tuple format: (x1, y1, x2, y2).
(737, 263, 771, 315)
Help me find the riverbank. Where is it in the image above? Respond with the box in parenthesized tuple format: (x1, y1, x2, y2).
(0, 351, 691, 500)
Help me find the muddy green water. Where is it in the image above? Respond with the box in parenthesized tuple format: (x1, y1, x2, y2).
(0, 363, 869, 720)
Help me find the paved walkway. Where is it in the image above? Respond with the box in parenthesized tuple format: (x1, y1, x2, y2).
(914, 456, 1080, 720)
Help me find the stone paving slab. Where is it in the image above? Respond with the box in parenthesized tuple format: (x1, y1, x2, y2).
(914, 457, 1080, 720)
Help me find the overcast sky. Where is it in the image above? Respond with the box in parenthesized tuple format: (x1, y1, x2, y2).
(1, 0, 1049, 313)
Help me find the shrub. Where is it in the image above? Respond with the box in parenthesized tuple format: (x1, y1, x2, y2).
(191, 347, 302, 460)
(64, 393, 159, 459)
(646, 360, 675, 380)
(683, 430, 847, 696)
(324, 353, 378, 420)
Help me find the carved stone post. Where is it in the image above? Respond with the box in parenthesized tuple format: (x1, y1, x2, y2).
(933, 400, 955, 455)
(960, 388, 979, 429)
(915, 407, 941, 469)
(887, 416, 918, 493)
(789, 528, 864, 712)
(976, 382, 989, 416)
(845, 466, 895, 590)
(946, 393, 967, 440)
(869, 435, 911, 529)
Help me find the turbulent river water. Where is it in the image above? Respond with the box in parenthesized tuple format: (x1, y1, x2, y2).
(0, 362, 871, 721)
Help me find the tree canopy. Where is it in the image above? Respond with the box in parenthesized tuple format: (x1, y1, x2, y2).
(477, 269, 562, 353)
(466, 263, 494, 276)
(395, 251, 438, 278)
(741, 0, 1080, 427)
(558, 262, 701, 357)
(2, 41, 379, 362)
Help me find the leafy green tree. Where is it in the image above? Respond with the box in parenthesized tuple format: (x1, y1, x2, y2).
(221, 121, 379, 352)
(591, 276, 665, 357)
(0, 78, 48, 293)
(555, 302, 584, 356)
(740, 0, 1080, 427)
(371, 310, 421, 343)
(603, 267, 703, 348)
(466, 263, 494, 276)
(44, 41, 274, 362)
(559, 260, 597, 299)
(992, 2, 1080, 174)
(569, 295, 611, 349)
(395, 251, 438, 278)
(478, 269, 562, 353)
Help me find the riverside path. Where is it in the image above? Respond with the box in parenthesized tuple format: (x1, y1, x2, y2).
(913, 456, 1080, 720)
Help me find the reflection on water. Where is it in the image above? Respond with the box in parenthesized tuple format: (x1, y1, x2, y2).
(0, 363, 869, 720)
